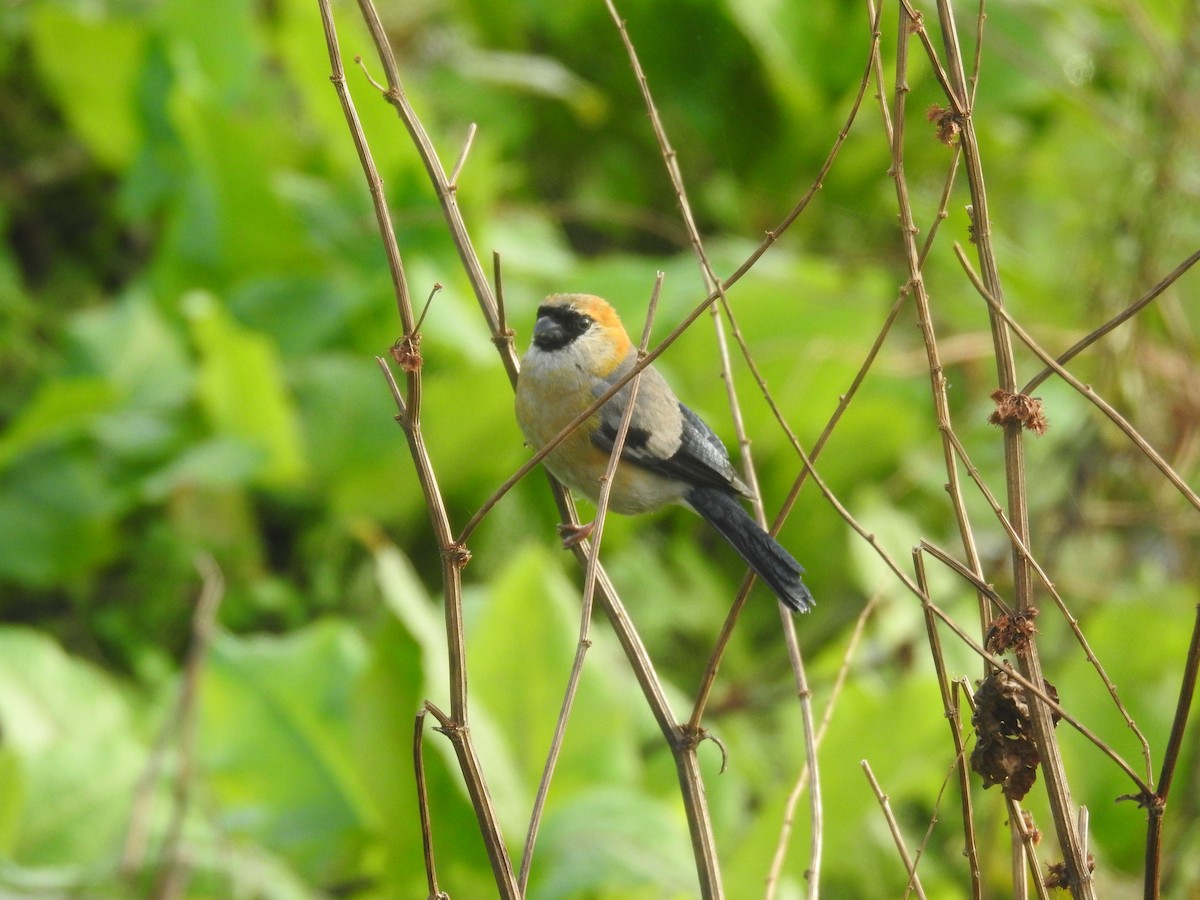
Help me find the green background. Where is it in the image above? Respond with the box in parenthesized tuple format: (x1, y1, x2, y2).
(1, 0, 1198, 896)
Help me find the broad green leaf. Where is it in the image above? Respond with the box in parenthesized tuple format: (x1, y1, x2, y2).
(469, 545, 641, 802)
(0, 453, 120, 588)
(0, 379, 116, 470)
(293, 355, 414, 521)
(531, 788, 695, 899)
(0, 629, 133, 752)
(141, 438, 266, 499)
(29, 8, 146, 169)
(372, 541, 528, 836)
(186, 292, 306, 487)
(372, 543, 444, 673)
(199, 621, 375, 884)
(166, 92, 314, 279)
(160, 0, 260, 102)
(348, 619, 426, 895)
(0, 629, 144, 866)
(0, 749, 22, 854)
(66, 293, 192, 413)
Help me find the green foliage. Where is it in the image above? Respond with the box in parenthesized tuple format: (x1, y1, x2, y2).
(1, 0, 1198, 895)
(0, 628, 143, 867)
(201, 622, 375, 881)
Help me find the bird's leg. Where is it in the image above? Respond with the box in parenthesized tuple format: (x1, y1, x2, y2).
(557, 521, 594, 548)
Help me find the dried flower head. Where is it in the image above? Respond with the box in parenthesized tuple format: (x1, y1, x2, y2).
(926, 104, 966, 145)
(1021, 809, 1042, 845)
(985, 607, 1040, 654)
(989, 389, 1049, 435)
(1044, 855, 1095, 890)
(970, 668, 1061, 800)
(390, 333, 423, 373)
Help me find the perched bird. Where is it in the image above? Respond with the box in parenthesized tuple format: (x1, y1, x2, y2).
(515, 293, 814, 613)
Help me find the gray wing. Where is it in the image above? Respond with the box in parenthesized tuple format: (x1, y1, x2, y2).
(590, 361, 747, 495)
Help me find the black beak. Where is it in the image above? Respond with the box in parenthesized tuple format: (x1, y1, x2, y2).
(532, 313, 567, 349)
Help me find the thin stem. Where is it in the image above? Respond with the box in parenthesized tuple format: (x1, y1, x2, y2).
(941, 426, 1155, 782)
(766, 594, 882, 899)
(448, 122, 477, 188)
(1144, 604, 1200, 897)
(413, 708, 441, 898)
(1008, 799, 1052, 900)
(1022, 247, 1200, 395)
(920, 586, 1153, 800)
(320, 3, 520, 891)
(862, 760, 929, 899)
(688, 3, 885, 732)
(913, 551, 983, 897)
(935, 0, 1092, 889)
(955, 245, 1200, 515)
(519, 278, 667, 891)
(122, 554, 224, 897)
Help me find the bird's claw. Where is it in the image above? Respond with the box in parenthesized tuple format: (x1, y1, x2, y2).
(557, 521, 594, 548)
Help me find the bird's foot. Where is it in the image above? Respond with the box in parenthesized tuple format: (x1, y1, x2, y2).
(557, 521, 594, 548)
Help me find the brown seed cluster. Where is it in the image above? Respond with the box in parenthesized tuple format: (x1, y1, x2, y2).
(1044, 855, 1095, 891)
(985, 607, 1040, 654)
(390, 333, 423, 373)
(988, 388, 1049, 435)
(970, 669, 1060, 800)
(926, 104, 966, 145)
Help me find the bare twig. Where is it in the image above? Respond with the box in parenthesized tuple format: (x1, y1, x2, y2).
(1008, 799, 1052, 900)
(1144, 604, 1200, 897)
(919, 588, 1153, 800)
(913, 551, 983, 897)
(954, 245, 1200, 516)
(888, 0, 992, 651)
(492, 251, 513, 354)
(122, 554, 224, 899)
(1022, 247, 1200, 395)
(448, 122, 477, 189)
(519, 277, 666, 891)
(934, 0, 1093, 890)
(766, 594, 882, 898)
(150, 554, 224, 900)
(939, 427, 1155, 782)
(413, 707, 443, 898)
(689, 0, 886, 736)
(862, 760, 929, 899)
(320, 4, 518, 891)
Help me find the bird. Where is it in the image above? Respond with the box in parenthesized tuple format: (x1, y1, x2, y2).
(514, 293, 814, 613)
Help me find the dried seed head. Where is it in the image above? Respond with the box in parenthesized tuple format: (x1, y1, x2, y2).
(390, 333, 423, 373)
(926, 104, 966, 145)
(970, 668, 1060, 800)
(989, 389, 1049, 435)
(985, 607, 1040, 654)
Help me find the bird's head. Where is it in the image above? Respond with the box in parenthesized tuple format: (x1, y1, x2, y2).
(528, 294, 632, 377)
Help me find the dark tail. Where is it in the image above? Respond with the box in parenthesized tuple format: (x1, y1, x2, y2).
(686, 486, 815, 613)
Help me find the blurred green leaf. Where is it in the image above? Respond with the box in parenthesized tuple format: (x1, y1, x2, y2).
(141, 438, 267, 499)
(0, 628, 145, 866)
(29, 7, 146, 170)
(293, 355, 410, 521)
(160, 0, 261, 102)
(0, 378, 115, 470)
(348, 619, 425, 895)
(0, 452, 121, 587)
(199, 620, 375, 885)
(470, 545, 644, 801)
(165, 91, 315, 280)
(185, 292, 306, 488)
(531, 787, 696, 899)
(66, 293, 192, 412)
